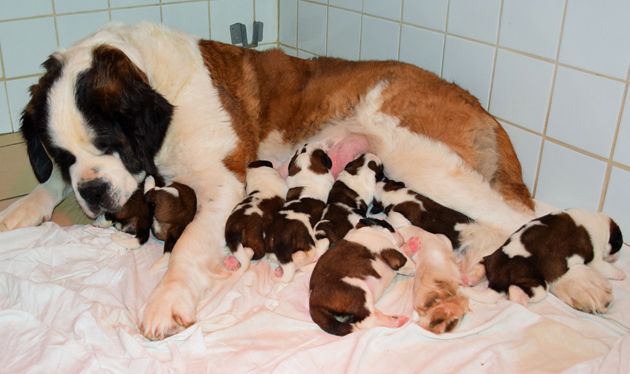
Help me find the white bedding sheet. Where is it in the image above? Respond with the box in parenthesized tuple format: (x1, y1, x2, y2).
(0, 222, 629, 373)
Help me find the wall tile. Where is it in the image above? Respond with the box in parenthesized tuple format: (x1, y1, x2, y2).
(0, 18, 57, 78)
(110, 0, 159, 6)
(210, 0, 254, 44)
(499, 0, 564, 59)
(363, 0, 401, 21)
(447, 0, 501, 43)
(614, 93, 630, 166)
(279, 0, 297, 46)
(327, 7, 361, 60)
(256, 0, 278, 44)
(298, 1, 327, 55)
(502, 123, 541, 191)
(111, 6, 161, 25)
(536, 141, 606, 210)
(402, 0, 448, 31)
(490, 49, 554, 133)
(329, 0, 362, 12)
(547, 67, 624, 157)
(6, 77, 38, 131)
(442, 36, 494, 108)
(0, 1, 52, 21)
(360, 15, 400, 61)
(57, 12, 110, 48)
(399, 25, 444, 76)
(54, 0, 109, 14)
(0, 86, 11, 134)
(560, 0, 630, 79)
(163, 2, 209, 38)
(603, 167, 630, 238)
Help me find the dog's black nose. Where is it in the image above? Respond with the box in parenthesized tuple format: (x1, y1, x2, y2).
(77, 179, 109, 207)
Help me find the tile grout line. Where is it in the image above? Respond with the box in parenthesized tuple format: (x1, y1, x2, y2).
(207, 0, 212, 40)
(439, 0, 451, 78)
(531, 0, 568, 198)
(598, 65, 630, 211)
(485, 0, 504, 111)
(396, 0, 405, 61)
(357, 0, 364, 59)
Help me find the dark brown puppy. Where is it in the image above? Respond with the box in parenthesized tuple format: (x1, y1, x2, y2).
(310, 218, 413, 336)
(223, 160, 287, 272)
(104, 185, 153, 247)
(314, 153, 384, 250)
(483, 208, 624, 313)
(371, 177, 472, 249)
(265, 143, 334, 282)
(145, 177, 197, 253)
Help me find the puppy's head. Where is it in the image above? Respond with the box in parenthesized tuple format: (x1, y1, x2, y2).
(245, 160, 287, 197)
(104, 185, 152, 244)
(337, 153, 384, 203)
(286, 144, 334, 199)
(21, 27, 173, 218)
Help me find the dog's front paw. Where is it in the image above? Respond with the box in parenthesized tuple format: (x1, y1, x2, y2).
(141, 280, 196, 340)
(551, 265, 613, 314)
(0, 194, 53, 231)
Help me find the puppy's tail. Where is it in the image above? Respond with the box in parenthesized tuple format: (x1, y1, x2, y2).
(309, 304, 354, 336)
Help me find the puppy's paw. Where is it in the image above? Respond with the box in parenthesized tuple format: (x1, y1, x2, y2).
(111, 232, 141, 249)
(508, 285, 529, 306)
(551, 265, 613, 314)
(403, 236, 421, 256)
(141, 280, 196, 340)
(418, 294, 469, 334)
(461, 263, 485, 286)
(223, 255, 241, 271)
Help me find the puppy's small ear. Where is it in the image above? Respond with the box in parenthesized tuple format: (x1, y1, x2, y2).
(314, 149, 332, 170)
(609, 218, 623, 255)
(24, 136, 53, 183)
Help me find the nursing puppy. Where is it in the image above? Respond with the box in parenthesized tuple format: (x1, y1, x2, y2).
(483, 208, 624, 313)
(397, 225, 469, 334)
(144, 176, 197, 253)
(224, 160, 287, 272)
(371, 178, 473, 249)
(314, 153, 384, 250)
(309, 218, 414, 336)
(100, 183, 153, 249)
(265, 144, 334, 282)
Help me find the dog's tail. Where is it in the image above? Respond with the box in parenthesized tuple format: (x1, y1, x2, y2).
(309, 303, 355, 336)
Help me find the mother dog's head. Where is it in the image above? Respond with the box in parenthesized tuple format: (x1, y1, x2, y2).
(21, 32, 173, 218)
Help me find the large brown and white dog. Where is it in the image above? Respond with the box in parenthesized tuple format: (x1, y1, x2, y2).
(0, 22, 541, 340)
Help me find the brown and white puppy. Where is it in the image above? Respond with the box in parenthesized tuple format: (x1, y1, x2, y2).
(314, 153, 384, 251)
(2, 23, 536, 339)
(223, 160, 287, 272)
(144, 176, 197, 253)
(371, 177, 473, 249)
(397, 225, 469, 334)
(265, 144, 334, 282)
(99, 183, 153, 249)
(310, 218, 414, 336)
(483, 208, 624, 313)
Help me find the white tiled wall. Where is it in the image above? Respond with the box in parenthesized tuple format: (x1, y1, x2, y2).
(0, 0, 277, 134)
(279, 0, 630, 237)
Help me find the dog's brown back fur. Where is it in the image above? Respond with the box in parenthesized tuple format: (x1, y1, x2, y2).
(198, 41, 533, 212)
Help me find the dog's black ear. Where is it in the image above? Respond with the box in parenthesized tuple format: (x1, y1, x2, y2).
(20, 55, 64, 183)
(76, 45, 173, 175)
(609, 218, 623, 255)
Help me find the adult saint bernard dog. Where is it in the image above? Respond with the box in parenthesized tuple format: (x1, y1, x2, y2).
(0, 22, 541, 340)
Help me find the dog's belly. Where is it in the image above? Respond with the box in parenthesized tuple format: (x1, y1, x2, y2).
(259, 84, 532, 232)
